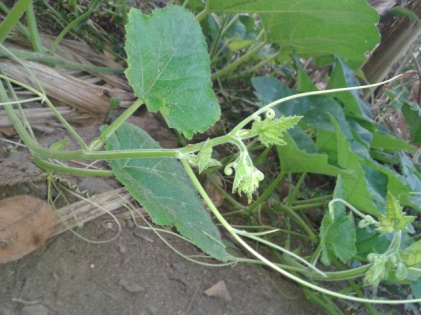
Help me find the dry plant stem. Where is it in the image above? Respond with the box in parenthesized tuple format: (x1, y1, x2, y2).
(0, 48, 124, 73)
(0, 107, 75, 127)
(51, 187, 131, 236)
(362, 0, 421, 98)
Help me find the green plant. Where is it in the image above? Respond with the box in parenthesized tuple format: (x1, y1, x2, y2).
(2, 0, 421, 311)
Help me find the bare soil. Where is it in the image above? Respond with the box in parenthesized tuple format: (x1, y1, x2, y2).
(0, 216, 321, 315)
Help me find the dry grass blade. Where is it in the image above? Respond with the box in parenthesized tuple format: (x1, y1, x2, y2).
(51, 187, 134, 236)
(0, 107, 87, 127)
(1, 59, 123, 114)
(1, 34, 135, 115)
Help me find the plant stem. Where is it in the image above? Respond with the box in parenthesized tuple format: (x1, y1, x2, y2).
(90, 98, 144, 151)
(237, 230, 326, 276)
(253, 146, 271, 167)
(181, 160, 407, 303)
(290, 202, 329, 211)
(332, 260, 380, 315)
(230, 76, 404, 137)
(34, 157, 113, 176)
(211, 42, 266, 80)
(293, 194, 333, 205)
(195, 3, 210, 22)
(0, 3, 30, 38)
(227, 51, 281, 80)
(49, 0, 102, 55)
(286, 172, 307, 206)
(26, 2, 44, 52)
(205, 170, 245, 209)
(209, 14, 229, 61)
(117, 0, 128, 26)
(246, 170, 285, 214)
(0, 0, 32, 44)
(273, 202, 317, 240)
(1, 95, 181, 163)
(1, 73, 89, 150)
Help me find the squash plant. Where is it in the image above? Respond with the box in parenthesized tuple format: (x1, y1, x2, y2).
(2, 0, 421, 308)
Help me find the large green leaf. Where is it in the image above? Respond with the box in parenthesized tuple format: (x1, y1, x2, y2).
(326, 57, 371, 118)
(251, 76, 348, 131)
(317, 116, 379, 215)
(125, 6, 220, 139)
(320, 176, 357, 265)
(370, 126, 414, 151)
(208, 0, 379, 68)
(402, 239, 421, 267)
(277, 128, 345, 176)
(102, 122, 227, 261)
(363, 158, 419, 212)
(355, 227, 389, 260)
(402, 103, 421, 145)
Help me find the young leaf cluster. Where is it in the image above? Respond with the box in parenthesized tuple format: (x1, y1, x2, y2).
(225, 152, 264, 203)
(250, 114, 302, 147)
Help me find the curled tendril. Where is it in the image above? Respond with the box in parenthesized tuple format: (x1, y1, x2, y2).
(395, 262, 408, 280)
(358, 215, 377, 228)
(224, 161, 236, 176)
(264, 108, 275, 119)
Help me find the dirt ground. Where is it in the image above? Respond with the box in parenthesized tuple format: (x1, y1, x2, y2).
(0, 216, 322, 315)
(0, 114, 325, 315)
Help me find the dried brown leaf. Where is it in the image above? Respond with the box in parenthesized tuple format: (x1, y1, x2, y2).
(0, 195, 56, 263)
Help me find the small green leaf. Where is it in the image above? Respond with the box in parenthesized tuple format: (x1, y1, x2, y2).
(196, 139, 221, 174)
(125, 6, 220, 139)
(50, 138, 70, 151)
(103, 122, 227, 261)
(402, 240, 421, 267)
(376, 192, 416, 234)
(251, 115, 302, 147)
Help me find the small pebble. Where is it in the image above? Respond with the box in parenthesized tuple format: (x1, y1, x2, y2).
(119, 279, 145, 293)
(117, 243, 127, 254)
(21, 304, 50, 315)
